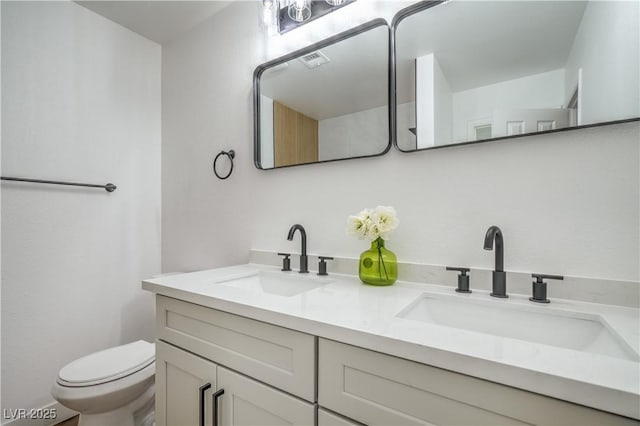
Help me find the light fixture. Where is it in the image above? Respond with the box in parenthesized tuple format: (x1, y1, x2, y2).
(261, 0, 356, 35)
(288, 0, 312, 23)
(260, 0, 279, 36)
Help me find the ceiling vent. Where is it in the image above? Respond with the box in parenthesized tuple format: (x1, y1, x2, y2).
(298, 50, 330, 69)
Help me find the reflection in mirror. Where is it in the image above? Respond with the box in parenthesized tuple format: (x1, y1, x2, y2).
(394, 1, 640, 151)
(254, 20, 390, 169)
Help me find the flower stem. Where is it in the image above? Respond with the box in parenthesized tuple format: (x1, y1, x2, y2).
(376, 237, 389, 280)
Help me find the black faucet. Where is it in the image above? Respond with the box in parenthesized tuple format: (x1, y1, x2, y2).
(483, 226, 508, 298)
(287, 224, 308, 273)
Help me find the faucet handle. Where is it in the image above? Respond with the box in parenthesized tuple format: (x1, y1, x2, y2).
(446, 267, 471, 293)
(318, 256, 334, 276)
(277, 252, 291, 271)
(530, 273, 564, 303)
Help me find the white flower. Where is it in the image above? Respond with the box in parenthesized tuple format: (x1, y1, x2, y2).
(346, 215, 368, 239)
(347, 205, 398, 241)
(373, 206, 399, 236)
(366, 222, 382, 241)
(358, 208, 372, 222)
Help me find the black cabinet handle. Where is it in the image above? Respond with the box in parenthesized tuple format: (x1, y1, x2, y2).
(212, 388, 225, 426)
(199, 383, 212, 426)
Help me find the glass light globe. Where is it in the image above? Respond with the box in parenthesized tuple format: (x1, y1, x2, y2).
(288, 0, 311, 22)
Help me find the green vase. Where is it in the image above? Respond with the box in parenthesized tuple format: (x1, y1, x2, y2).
(359, 237, 397, 286)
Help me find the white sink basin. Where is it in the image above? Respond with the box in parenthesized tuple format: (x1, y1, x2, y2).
(397, 294, 638, 361)
(216, 270, 331, 297)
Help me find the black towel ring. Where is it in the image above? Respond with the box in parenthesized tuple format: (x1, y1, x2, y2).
(213, 150, 235, 180)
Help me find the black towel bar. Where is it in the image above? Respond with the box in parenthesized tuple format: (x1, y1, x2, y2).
(1, 176, 116, 192)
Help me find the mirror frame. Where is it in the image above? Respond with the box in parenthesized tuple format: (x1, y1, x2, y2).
(253, 18, 392, 170)
(390, 0, 640, 153)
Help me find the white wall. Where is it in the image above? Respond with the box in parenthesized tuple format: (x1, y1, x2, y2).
(0, 0, 4, 412)
(415, 54, 435, 148)
(318, 105, 388, 161)
(434, 56, 452, 145)
(161, 2, 256, 273)
(564, 1, 640, 124)
(162, 2, 639, 285)
(1, 1, 161, 415)
(416, 53, 453, 147)
(259, 95, 274, 168)
(452, 69, 566, 143)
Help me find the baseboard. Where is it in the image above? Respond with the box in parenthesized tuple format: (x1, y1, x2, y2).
(1, 402, 77, 426)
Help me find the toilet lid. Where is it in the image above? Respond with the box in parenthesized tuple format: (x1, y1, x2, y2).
(58, 340, 154, 386)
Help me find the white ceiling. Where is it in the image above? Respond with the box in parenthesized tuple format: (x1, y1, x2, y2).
(75, 1, 232, 43)
(261, 1, 589, 121)
(396, 1, 588, 103)
(261, 24, 389, 121)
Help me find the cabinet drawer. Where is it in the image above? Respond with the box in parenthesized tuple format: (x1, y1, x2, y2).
(156, 295, 315, 401)
(318, 339, 635, 426)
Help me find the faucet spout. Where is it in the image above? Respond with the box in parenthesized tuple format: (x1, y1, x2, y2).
(287, 224, 308, 273)
(484, 225, 507, 298)
(287, 224, 307, 255)
(483, 225, 504, 272)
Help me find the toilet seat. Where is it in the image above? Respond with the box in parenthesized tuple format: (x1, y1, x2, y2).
(57, 341, 155, 387)
(52, 341, 156, 416)
(52, 362, 155, 415)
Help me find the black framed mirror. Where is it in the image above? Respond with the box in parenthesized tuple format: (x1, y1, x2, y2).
(253, 19, 391, 169)
(392, 0, 640, 152)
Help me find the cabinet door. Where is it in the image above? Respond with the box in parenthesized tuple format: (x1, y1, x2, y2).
(156, 340, 217, 426)
(216, 367, 315, 426)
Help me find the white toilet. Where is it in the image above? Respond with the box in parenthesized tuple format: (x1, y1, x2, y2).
(51, 340, 155, 426)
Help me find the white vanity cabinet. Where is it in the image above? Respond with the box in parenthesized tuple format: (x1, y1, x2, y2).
(154, 296, 316, 426)
(217, 366, 314, 425)
(156, 341, 314, 426)
(317, 408, 360, 426)
(155, 295, 316, 401)
(152, 294, 637, 426)
(318, 339, 637, 426)
(156, 339, 217, 426)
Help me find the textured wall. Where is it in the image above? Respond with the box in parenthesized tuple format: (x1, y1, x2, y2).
(1, 1, 161, 414)
(161, 1, 638, 283)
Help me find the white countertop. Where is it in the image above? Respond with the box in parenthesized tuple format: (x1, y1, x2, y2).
(142, 263, 640, 419)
